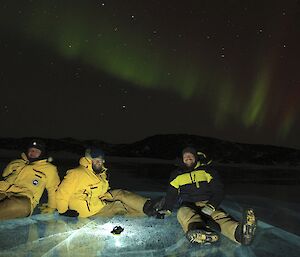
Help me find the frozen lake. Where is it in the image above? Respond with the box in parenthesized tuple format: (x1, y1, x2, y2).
(0, 153, 299, 256)
(0, 192, 299, 257)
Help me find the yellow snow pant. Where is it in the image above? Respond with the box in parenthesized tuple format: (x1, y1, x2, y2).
(93, 189, 148, 217)
(177, 201, 239, 243)
(0, 192, 31, 220)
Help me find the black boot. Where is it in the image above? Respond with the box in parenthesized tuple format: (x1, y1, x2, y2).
(235, 208, 257, 245)
(186, 222, 219, 245)
(186, 228, 219, 245)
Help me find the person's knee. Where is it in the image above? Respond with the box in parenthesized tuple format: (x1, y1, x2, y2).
(11, 196, 31, 217)
(110, 189, 129, 199)
(211, 210, 229, 220)
(177, 206, 190, 220)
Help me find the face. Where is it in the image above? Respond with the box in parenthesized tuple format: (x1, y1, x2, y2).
(183, 152, 196, 167)
(92, 157, 105, 171)
(27, 147, 42, 159)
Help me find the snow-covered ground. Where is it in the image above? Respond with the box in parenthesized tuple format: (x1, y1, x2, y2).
(0, 150, 299, 256)
(0, 192, 299, 257)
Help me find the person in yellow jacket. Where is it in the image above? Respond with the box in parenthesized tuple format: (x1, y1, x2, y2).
(56, 148, 157, 218)
(0, 139, 60, 220)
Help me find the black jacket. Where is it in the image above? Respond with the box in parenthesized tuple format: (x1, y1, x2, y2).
(164, 161, 224, 211)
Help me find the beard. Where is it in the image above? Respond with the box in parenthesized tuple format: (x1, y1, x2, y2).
(27, 155, 44, 163)
(92, 163, 103, 173)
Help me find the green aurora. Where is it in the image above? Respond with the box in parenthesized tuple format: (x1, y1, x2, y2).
(1, 1, 298, 143)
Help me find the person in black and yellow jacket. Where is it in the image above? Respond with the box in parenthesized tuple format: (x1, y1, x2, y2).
(56, 148, 156, 218)
(151, 147, 257, 246)
(0, 139, 60, 220)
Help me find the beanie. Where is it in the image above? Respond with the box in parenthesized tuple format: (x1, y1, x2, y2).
(85, 148, 105, 159)
(27, 139, 46, 153)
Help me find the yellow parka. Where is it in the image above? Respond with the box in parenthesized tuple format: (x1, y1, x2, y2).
(0, 153, 60, 213)
(56, 157, 110, 218)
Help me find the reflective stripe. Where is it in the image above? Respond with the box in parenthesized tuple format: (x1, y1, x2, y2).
(170, 170, 213, 189)
(33, 169, 46, 177)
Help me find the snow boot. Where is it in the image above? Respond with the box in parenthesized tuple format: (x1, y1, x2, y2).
(186, 229, 219, 245)
(240, 208, 257, 245)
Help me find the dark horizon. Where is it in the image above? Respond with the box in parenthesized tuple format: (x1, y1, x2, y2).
(0, 134, 298, 151)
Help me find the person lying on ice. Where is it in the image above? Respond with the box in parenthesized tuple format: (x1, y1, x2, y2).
(56, 148, 159, 218)
(148, 146, 257, 246)
(0, 139, 60, 220)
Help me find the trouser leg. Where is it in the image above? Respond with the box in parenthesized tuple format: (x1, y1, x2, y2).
(211, 209, 239, 242)
(94, 201, 129, 217)
(177, 206, 206, 233)
(0, 195, 31, 220)
(108, 189, 148, 216)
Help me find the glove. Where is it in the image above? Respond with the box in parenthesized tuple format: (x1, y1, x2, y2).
(201, 204, 215, 216)
(39, 203, 56, 214)
(156, 209, 172, 219)
(152, 197, 166, 211)
(143, 197, 166, 217)
(59, 209, 79, 217)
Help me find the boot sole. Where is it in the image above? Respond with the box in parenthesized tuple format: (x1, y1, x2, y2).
(187, 229, 219, 245)
(242, 208, 257, 245)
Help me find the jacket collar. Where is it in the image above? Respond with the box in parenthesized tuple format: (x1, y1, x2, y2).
(21, 152, 50, 165)
(79, 157, 107, 173)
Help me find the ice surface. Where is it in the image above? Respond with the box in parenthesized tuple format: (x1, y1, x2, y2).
(0, 192, 299, 257)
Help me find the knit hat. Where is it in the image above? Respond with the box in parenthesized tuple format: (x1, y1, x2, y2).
(85, 148, 105, 159)
(182, 147, 198, 159)
(182, 146, 210, 163)
(27, 139, 46, 153)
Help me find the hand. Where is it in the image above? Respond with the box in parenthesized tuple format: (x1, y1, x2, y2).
(143, 197, 166, 217)
(59, 209, 79, 217)
(39, 203, 56, 214)
(156, 210, 172, 219)
(152, 197, 166, 211)
(201, 204, 215, 216)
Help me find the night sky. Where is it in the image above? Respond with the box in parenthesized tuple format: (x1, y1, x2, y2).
(0, 0, 299, 149)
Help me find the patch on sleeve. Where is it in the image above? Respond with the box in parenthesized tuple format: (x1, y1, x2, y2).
(32, 179, 39, 186)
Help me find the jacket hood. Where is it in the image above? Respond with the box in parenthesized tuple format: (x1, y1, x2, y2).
(79, 157, 107, 173)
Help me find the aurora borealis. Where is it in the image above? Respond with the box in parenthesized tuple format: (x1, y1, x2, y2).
(0, 0, 299, 148)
